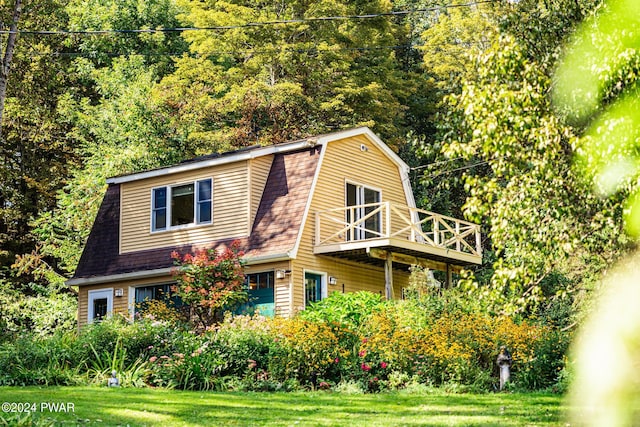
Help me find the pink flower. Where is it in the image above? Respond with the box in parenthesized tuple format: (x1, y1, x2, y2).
(361, 363, 371, 372)
(380, 362, 388, 369)
(358, 350, 366, 358)
(149, 356, 157, 363)
(334, 358, 340, 364)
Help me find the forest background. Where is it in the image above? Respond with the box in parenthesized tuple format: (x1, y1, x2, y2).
(0, 0, 636, 336)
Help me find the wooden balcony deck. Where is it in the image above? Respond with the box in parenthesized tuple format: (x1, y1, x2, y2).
(314, 202, 482, 272)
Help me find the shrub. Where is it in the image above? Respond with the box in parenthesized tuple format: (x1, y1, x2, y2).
(298, 291, 385, 329)
(0, 332, 80, 386)
(268, 317, 358, 386)
(356, 299, 562, 391)
(171, 241, 248, 329)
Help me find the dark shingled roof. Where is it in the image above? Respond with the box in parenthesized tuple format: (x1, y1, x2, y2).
(72, 145, 321, 281)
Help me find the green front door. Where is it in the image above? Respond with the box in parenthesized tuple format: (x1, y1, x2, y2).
(305, 273, 322, 306)
(239, 272, 275, 317)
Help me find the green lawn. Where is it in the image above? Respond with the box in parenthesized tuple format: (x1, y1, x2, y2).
(0, 387, 565, 426)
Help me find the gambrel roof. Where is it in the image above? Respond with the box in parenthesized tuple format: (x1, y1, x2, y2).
(69, 127, 415, 286)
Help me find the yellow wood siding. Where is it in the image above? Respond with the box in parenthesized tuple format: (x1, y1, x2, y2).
(120, 162, 250, 253)
(78, 261, 295, 327)
(249, 156, 273, 227)
(79, 276, 181, 327)
(291, 135, 410, 309)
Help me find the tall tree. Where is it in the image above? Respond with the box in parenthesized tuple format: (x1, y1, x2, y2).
(0, 0, 76, 279)
(155, 0, 421, 151)
(28, 0, 190, 284)
(429, 0, 629, 316)
(0, 0, 21, 139)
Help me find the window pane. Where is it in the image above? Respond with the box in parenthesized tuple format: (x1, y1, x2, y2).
(136, 287, 153, 303)
(198, 179, 212, 201)
(153, 209, 166, 230)
(93, 298, 108, 320)
(346, 183, 357, 207)
(198, 201, 212, 223)
(154, 188, 166, 208)
(171, 184, 194, 226)
(152, 188, 167, 230)
(364, 187, 380, 204)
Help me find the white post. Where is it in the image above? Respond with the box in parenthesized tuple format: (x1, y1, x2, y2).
(385, 201, 391, 238)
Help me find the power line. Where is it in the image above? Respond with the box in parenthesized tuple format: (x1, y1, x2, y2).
(410, 157, 465, 171)
(424, 161, 490, 179)
(32, 43, 422, 58)
(2, 0, 497, 36)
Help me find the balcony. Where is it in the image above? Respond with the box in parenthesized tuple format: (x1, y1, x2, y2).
(314, 202, 482, 272)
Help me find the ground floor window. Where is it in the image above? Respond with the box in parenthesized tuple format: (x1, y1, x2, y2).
(88, 289, 113, 323)
(304, 272, 326, 307)
(134, 283, 181, 316)
(239, 271, 275, 316)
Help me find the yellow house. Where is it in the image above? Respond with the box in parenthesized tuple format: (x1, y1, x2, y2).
(69, 127, 482, 326)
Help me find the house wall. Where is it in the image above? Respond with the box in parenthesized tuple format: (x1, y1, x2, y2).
(120, 161, 250, 253)
(291, 134, 411, 311)
(77, 260, 293, 328)
(78, 276, 170, 328)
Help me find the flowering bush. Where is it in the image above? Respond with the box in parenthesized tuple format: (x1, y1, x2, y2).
(171, 241, 248, 329)
(267, 317, 358, 387)
(0, 289, 569, 392)
(358, 299, 560, 390)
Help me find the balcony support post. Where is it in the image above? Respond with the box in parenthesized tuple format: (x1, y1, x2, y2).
(385, 256, 393, 300)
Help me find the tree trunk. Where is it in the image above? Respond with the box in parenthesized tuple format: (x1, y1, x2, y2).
(0, 0, 22, 141)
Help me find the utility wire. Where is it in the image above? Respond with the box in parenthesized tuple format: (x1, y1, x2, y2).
(33, 43, 422, 58)
(423, 161, 490, 180)
(1, 0, 497, 36)
(410, 157, 466, 171)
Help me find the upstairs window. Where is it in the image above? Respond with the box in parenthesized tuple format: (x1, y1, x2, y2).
(152, 178, 212, 231)
(346, 182, 381, 240)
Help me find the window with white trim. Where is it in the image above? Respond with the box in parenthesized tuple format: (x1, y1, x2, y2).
(152, 178, 212, 231)
(88, 289, 113, 323)
(345, 182, 381, 240)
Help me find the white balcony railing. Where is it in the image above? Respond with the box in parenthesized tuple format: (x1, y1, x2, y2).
(315, 202, 482, 259)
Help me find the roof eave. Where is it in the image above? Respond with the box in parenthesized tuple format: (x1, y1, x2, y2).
(106, 140, 316, 185)
(67, 252, 294, 286)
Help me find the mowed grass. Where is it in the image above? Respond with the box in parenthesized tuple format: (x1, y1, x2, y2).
(0, 386, 565, 426)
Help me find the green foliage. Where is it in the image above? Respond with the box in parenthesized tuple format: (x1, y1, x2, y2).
(0, 0, 77, 280)
(155, 0, 420, 148)
(66, 0, 187, 71)
(0, 333, 80, 386)
(0, 302, 568, 392)
(0, 279, 76, 340)
(555, 0, 640, 237)
(436, 28, 628, 316)
(297, 290, 385, 329)
(0, 412, 57, 427)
